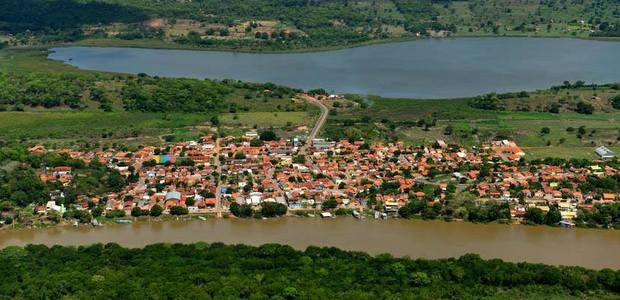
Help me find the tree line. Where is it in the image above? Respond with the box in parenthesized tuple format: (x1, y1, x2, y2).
(0, 242, 618, 299)
(0, 72, 299, 112)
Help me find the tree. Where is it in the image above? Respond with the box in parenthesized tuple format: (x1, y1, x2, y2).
(575, 101, 594, 114)
(92, 206, 103, 218)
(131, 207, 142, 217)
(47, 211, 61, 223)
(229, 202, 241, 216)
(578, 126, 587, 135)
(150, 205, 163, 217)
(540, 127, 551, 135)
(292, 155, 306, 164)
(525, 207, 545, 224)
(410, 272, 431, 287)
(210, 115, 220, 126)
(611, 95, 620, 109)
(170, 206, 188, 215)
(106, 209, 125, 218)
(322, 198, 338, 210)
(250, 139, 263, 147)
(260, 202, 287, 217)
(259, 130, 277, 141)
(545, 206, 562, 226)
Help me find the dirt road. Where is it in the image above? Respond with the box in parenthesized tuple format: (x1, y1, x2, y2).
(298, 94, 329, 154)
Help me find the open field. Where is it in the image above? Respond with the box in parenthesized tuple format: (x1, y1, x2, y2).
(0, 48, 86, 74)
(0, 109, 319, 149)
(327, 88, 620, 159)
(0, 111, 216, 149)
(221, 111, 317, 129)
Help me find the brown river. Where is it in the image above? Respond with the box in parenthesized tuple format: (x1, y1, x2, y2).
(1, 218, 619, 270)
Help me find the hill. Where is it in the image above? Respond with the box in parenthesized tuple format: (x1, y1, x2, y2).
(1, 0, 619, 51)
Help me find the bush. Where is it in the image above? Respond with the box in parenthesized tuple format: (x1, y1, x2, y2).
(574, 101, 594, 114)
(106, 209, 125, 218)
(612, 95, 620, 109)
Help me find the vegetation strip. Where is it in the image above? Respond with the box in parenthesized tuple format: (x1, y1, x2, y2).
(0, 243, 619, 298)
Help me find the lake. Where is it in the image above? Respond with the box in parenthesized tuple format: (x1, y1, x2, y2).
(49, 38, 620, 98)
(2, 218, 619, 270)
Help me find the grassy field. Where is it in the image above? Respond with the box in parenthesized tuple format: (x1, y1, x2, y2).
(327, 89, 620, 159)
(0, 111, 216, 149)
(221, 111, 317, 128)
(0, 109, 319, 148)
(0, 48, 86, 74)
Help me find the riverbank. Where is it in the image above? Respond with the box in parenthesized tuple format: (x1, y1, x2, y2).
(31, 33, 620, 55)
(2, 208, 617, 236)
(1, 217, 619, 269)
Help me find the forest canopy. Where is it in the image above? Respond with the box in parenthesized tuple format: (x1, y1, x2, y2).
(0, 242, 619, 299)
(0, 71, 299, 112)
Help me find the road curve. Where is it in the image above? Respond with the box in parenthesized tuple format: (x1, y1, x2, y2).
(298, 94, 329, 154)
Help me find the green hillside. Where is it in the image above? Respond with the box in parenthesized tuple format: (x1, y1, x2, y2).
(1, 0, 618, 51)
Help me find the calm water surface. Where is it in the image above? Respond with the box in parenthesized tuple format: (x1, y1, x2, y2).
(1, 218, 619, 269)
(49, 38, 620, 98)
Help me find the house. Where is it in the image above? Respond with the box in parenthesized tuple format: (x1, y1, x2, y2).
(602, 193, 617, 202)
(594, 146, 616, 159)
(53, 166, 72, 176)
(165, 190, 181, 201)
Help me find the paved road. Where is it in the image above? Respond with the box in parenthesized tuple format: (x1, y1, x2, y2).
(298, 94, 329, 155)
(214, 137, 223, 218)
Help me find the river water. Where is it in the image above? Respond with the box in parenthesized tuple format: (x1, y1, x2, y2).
(49, 38, 620, 98)
(1, 218, 619, 269)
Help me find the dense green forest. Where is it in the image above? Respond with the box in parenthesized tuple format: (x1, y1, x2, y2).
(0, 71, 299, 112)
(0, 243, 618, 299)
(1, 0, 618, 50)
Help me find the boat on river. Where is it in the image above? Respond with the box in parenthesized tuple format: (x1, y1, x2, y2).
(115, 219, 132, 224)
(320, 212, 333, 218)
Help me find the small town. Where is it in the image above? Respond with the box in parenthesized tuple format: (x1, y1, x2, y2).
(21, 130, 619, 228)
